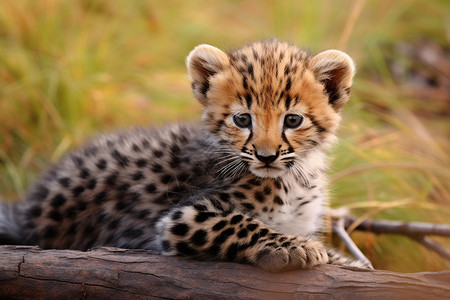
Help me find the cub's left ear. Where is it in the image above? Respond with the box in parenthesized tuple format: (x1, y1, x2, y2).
(310, 50, 355, 111)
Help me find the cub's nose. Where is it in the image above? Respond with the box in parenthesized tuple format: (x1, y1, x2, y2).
(255, 152, 279, 164)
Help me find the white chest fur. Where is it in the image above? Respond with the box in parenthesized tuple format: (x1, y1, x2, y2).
(259, 174, 327, 237)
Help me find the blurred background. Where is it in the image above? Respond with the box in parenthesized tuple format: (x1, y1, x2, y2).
(0, 0, 448, 272)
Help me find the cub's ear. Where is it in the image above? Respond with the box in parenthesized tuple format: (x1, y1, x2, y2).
(310, 50, 355, 111)
(186, 44, 229, 105)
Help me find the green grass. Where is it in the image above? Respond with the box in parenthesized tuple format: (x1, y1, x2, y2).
(0, 0, 448, 272)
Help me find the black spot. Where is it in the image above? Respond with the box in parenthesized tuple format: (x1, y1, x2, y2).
(47, 209, 62, 222)
(171, 223, 189, 236)
(285, 77, 291, 91)
(273, 196, 284, 205)
(247, 223, 258, 231)
(97, 212, 107, 223)
(87, 179, 97, 190)
(66, 222, 78, 235)
(77, 201, 87, 211)
(254, 191, 265, 203)
(177, 172, 190, 182)
(285, 95, 292, 110)
(219, 193, 230, 202)
(262, 207, 268, 212)
(153, 195, 167, 205)
(111, 150, 129, 167)
(237, 229, 248, 238)
(153, 149, 164, 158)
(213, 228, 235, 244)
(131, 171, 144, 181)
(259, 228, 269, 237)
(194, 204, 207, 211)
(42, 226, 57, 239)
(130, 192, 141, 202)
(310, 117, 326, 133)
(274, 179, 282, 189)
(225, 243, 241, 261)
(151, 163, 163, 173)
(28, 205, 42, 218)
(248, 178, 261, 186)
(162, 240, 171, 252)
(299, 200, 311, 207)
(85, 238, 97, 249)
(160, 174, 173, 184)
(191, 230, 208, 246)
(132, 144, 141, 153)
(135, 159, 148, 168)
(64, 205, 76, 218)
(50, 194, 66, 207)
(263, 186, 272, 195)
(192, 166, 203, 176)
(117, 183, 130, 191)
(172, 210, 183, 220)
(137, 210, 150, 219)
(169, 156, 181, 169)
(281, 241, 291, 248)
(212, 220, 227, 231)
(241, 203, 255, 210)
(123, 228, 143, 239)
(245, 94, 252, 109)
(141, 139, 150, 148)
(72, 186, 85, 197)
(210, 197, 224, 211)
(79, 168, 90, 179)
(176, 242, 197, 256)
(233, 191, 246, 200)
(96, 159, 107, 170)
(230, 214, 243, 225)
(108, 219, 121, 230)
(105, 173, 118, 185)
(34, 185, 49, 200)
(71, 156, 84, 166)
(58, 177, 71, 188)
(248, 64, 255, 80)
(239, 184, 252, 190)
(94, 191, 107, 205)
(242, 75, 248, 89)
(195, 212, 216, 223)
(115, 200, 128, 211)
(145, 184, 157, 193)
(170, 144, 180, 154)
(249, 232, 260, 246)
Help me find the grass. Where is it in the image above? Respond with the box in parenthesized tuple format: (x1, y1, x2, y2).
(0, 0, 448, 272)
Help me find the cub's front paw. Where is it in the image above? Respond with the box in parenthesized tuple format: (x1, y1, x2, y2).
(255, 237, 328, 272)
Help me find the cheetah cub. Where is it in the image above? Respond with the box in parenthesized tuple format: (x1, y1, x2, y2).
(0, 40, 368, 272)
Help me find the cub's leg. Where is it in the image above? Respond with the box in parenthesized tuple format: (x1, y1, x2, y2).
(156, 204, 328, 272)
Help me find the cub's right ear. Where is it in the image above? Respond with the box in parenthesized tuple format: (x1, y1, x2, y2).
(187, 44, 229, 105)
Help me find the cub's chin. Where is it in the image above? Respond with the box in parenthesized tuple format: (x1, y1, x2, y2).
(249, 165, 288, 179)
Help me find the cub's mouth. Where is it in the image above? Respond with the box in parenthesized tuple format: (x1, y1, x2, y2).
(250, 164, 287, 178)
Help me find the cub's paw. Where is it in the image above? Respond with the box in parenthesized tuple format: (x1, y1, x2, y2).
(254, 236, 328, 272)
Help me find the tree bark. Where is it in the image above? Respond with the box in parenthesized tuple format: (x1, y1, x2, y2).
(0, 245, 449, 300)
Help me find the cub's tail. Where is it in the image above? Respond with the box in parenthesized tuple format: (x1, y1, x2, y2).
(0, 200, 27, 245)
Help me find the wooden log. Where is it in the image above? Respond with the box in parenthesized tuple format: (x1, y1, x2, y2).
(0, 245, 449, 299)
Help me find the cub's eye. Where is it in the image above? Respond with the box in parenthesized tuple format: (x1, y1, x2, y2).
(233, 113, 252, 128)
(284, 114, 303, 129)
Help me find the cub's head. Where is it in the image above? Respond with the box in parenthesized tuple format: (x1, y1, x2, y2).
(187, 40, 355, 180)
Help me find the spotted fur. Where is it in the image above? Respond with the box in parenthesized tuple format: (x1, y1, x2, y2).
(0, 40, 370, 272)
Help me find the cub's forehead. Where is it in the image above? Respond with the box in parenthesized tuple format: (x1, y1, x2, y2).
(227, 40, 310, 74)
(222, 41, 317, 110)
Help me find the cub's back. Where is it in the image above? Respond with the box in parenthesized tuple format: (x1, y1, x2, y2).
(21, 123, 216, 249)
